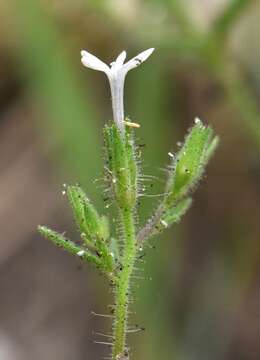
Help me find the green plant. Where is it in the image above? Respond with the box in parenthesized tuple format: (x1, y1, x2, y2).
(38, 48, 218, 360)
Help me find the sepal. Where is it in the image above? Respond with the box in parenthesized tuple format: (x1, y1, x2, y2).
(67, 185, 109, 241)
(165, 119, 214, 206)
(104, 123, 137, 209)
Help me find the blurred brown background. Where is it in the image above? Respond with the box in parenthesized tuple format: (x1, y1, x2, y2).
(0, 0, 260, 359)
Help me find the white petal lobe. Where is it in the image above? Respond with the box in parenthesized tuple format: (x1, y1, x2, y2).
(81, 50, 110, 74)
(115, 50, 127, 67)
(124, 48, 155, 72)
(136, 48, 155, 62)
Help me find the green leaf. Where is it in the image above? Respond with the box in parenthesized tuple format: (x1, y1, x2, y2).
(142, 198, 192, 239)
(162, 197, 192, 227)
(204, 135, 219, 163)
(38, 225, 102, 268)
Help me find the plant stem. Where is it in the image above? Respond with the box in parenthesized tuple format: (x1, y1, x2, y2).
(112, 208, 137, 360)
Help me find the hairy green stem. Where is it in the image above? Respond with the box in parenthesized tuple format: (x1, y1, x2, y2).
(112, 208, 136, 360)
(137, 205, 164, 246)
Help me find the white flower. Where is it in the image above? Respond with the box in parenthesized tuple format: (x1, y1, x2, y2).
(81, 48, 155, 134)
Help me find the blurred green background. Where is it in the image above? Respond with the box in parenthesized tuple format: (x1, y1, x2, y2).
(0, 0, 260, 359)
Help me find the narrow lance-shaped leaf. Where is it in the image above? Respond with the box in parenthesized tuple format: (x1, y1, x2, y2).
(204, 134, 219, 164)
(137, 198, 192, 243)
(38, 225, 102, 268)
(161, 197, 192, 228)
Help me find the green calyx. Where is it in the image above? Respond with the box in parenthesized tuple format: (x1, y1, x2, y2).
(67, 184, 109, 242)
(165, 119, 219, 206)
(103, 123, 138, 210)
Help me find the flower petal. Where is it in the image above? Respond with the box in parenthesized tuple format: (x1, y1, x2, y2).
(81, 50, 110, 74)
(123, 48, 155, 72)
(115, 50, 127, 67)
(110, 51, 127, 72)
